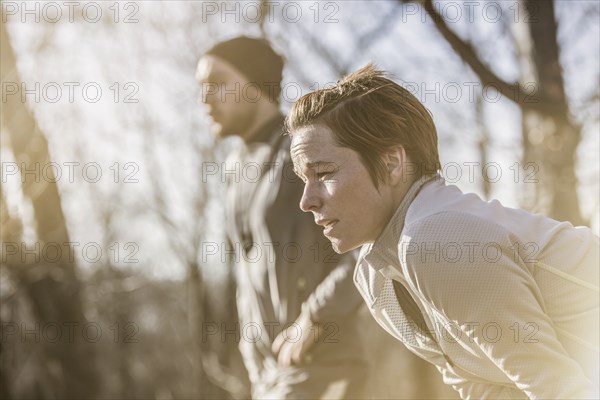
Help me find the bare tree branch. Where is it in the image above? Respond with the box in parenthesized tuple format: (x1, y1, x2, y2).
(291, 21, 349, 76)
(358, 3, 404, 50)
(403, 0, 537, 109)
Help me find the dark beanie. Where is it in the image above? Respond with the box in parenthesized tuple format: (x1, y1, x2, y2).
(206, 36, 284, 102)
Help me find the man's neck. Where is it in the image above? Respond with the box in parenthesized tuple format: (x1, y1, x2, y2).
(243, 104, 282, 143)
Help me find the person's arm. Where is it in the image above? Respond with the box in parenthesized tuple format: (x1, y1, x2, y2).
(272, 251, 363, 367)
(303, 250, 362, 322)
(402, 211, 597, 399)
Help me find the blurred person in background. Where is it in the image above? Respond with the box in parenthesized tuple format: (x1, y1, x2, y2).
(195, 36, 369, 399)
(287, 64, 600, 400)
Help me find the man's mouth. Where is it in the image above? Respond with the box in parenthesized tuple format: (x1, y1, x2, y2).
(316, 219, 338, 234)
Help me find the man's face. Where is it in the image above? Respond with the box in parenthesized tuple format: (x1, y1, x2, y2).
(195, 55, 261, 138)
(290, 124, 396, 253)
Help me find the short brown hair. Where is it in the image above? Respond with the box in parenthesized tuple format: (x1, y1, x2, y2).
(285, 64, 440, 186)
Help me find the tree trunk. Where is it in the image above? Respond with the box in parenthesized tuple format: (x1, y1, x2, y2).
(521, 0, 585, 225)
(1, 18, 99, 399)
(417, 0, 586, 226)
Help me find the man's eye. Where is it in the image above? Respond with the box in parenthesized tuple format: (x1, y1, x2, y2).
(315, 172, 331, 180)
(293, 170, 306, 183)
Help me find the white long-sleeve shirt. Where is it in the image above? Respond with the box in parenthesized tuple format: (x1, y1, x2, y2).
(354, 174, 599, 399)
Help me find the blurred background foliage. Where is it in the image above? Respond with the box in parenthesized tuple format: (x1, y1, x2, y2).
(1, 0, 598, 399)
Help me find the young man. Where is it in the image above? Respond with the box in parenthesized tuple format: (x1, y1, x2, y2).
(195, 36, 370, 399)
(287, 64, 600, 399)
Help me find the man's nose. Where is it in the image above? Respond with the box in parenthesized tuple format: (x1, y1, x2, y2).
(299, 182, 321, 213)
(199, 82, 220, 105)
(198, 90, 218, 114)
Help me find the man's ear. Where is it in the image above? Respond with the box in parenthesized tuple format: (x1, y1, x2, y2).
(384, 145, 407, 186)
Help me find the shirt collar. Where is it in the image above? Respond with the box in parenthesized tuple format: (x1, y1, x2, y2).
(363, 173, 443, 270)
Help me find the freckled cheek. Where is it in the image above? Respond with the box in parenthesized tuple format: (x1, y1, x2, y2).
(322, 182, 340, 198)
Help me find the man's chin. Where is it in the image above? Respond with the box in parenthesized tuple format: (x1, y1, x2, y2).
(329, 236, 363, 254)
(215, 130, 235, 139)
(329, 238, 350, 254)
(211, 124, 236, 139)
